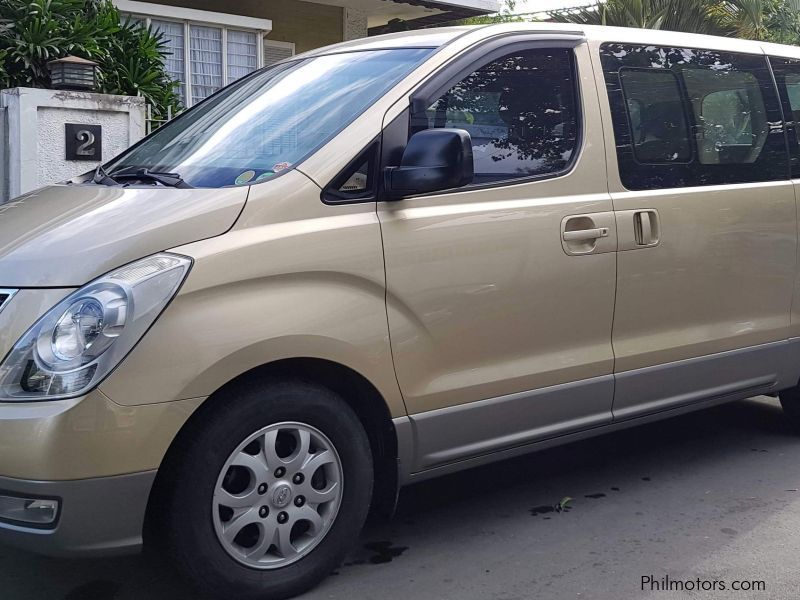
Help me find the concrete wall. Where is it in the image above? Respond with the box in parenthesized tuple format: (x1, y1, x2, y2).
(139, 0, 346, 53)
(344, 7, 368, 41)
(0, 88, 145, 201)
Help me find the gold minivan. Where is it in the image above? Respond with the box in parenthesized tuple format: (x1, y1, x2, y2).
(3, 21, 800, 598)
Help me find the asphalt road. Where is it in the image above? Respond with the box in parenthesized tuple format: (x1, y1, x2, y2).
(3, 395, 800, 600)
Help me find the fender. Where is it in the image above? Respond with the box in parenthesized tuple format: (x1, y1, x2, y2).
(100, 171, 406, 421)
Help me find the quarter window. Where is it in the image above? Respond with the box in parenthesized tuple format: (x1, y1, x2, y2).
(322, 143, 378, 203)
(767, 57, 800, 177)
(684, 69, 767, 165)
(600, 44, 788, 190)
(410, 48, 579, 185)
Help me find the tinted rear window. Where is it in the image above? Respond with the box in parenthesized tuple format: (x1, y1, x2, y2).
(600, 43, 788, 190)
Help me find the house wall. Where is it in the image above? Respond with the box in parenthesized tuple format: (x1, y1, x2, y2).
(138, 0, 346, 53)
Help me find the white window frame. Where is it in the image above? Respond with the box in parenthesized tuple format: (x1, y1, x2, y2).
(114, 0, 272, 106)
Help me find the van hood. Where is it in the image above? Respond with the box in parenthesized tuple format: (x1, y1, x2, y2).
(0, 184, 248, 288)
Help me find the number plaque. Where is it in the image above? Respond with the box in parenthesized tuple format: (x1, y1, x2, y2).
(65, 124, 102, 161)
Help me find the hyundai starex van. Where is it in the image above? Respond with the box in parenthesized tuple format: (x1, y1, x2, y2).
(4, 21, 800, 599)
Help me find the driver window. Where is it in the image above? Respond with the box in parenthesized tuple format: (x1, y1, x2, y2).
(410, 47, 580, 185)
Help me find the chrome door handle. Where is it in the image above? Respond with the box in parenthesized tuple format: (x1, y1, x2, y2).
(562, 227, 609, 242)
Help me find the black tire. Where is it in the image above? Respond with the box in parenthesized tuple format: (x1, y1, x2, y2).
(780, 386, 800, 429)
(160, 378, 373, 600)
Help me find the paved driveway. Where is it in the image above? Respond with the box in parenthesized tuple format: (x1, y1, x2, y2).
(3, 396, 800, 600)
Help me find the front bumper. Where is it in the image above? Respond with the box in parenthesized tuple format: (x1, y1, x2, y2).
(0, 390, 202, 481)
(0, 470, 155, 557)
(0, 288, 205, 557)
(0, 390, 203, 556)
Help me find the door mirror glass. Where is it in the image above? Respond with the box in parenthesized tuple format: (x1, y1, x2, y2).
(384, 128, 474, 199)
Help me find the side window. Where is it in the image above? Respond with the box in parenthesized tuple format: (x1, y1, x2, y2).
(768, 57, 800, 177)
(410, 48, 579, 186)
(600, 44, 788, 190)
(619, 69, 691, 163)
(787, 73, 800, 109)
(683, 69, 768, 165)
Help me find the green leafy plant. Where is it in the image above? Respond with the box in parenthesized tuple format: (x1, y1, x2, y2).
(0, 0, 180, 117)
(548, 0, 800, 44)
(549, 0, 725, 35)
(99, 17, 181, 119)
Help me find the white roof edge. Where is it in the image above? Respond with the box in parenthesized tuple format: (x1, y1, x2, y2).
(760, 39, 800, 59)
(113, 0, 272, 31)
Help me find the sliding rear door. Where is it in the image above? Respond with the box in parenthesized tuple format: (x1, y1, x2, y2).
(596, 42, 797, 420)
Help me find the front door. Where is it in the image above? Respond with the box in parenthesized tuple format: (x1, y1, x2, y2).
(378, 41, 617, 471)
(596, 42, 797, 420)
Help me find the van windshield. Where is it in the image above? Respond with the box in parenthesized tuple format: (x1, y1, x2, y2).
(104, 48, 432, 188)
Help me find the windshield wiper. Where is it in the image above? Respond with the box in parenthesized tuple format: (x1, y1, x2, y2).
(92, 165, 119, 186)
(109, 168, 193, 189)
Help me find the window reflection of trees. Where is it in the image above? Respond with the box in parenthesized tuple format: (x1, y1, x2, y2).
(601, 43, 787, 189)
(424, 49, 578, 180)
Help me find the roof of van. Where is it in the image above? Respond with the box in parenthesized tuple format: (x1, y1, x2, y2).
(301, 22, 800, 60)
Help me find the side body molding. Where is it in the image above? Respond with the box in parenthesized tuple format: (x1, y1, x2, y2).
(397, 339, 800, 482)
(408, 376, 613, 471)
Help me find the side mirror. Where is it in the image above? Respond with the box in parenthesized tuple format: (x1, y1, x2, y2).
(384, 128, 473, 199)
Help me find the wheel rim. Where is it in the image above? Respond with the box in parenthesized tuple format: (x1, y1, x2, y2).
(212, 421, 344, 569)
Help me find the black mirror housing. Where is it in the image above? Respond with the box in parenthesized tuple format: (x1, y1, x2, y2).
(384, 128, 473, 199)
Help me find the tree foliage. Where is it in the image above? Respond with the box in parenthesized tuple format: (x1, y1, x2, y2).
(549, 0, 800, 44)
(550, 0, 722, 34)
(454, 0, 524, 25)
(0, 0, 180, 117)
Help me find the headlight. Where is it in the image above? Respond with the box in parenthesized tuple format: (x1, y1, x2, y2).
(0, 253, 191, 401)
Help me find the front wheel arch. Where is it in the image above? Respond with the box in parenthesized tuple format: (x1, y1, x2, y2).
(144, 358, 400, 550)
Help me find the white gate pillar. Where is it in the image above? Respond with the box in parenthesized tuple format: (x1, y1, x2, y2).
(0, 87, 146, 202)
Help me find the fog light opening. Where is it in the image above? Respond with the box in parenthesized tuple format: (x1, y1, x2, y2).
(0, 494, 59, 527)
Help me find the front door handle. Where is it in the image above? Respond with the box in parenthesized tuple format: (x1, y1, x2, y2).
(563, 227, 609, 242)
(560, 212, 616, 256)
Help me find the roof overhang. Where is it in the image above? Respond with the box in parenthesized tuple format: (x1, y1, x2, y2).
(312, 0, 500, 31)
(113, 0, 272, 31)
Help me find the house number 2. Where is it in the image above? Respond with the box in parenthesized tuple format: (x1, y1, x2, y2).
(65, 123, 102, 161)
(76, 130, 96, 156)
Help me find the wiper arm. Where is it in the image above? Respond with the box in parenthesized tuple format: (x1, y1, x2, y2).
(109, 168, 193, 189)
(92, 165, 119, 186)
